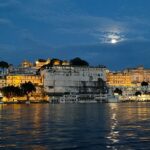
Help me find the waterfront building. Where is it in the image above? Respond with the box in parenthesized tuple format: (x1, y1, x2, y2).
(41, 66, 108, 95)
(123, 66, 150, 84)
(6, 75, 43, 87)
(106, 67, 150, 101)
(5, 74, 44, 101)
(106, 72, 133, 87)
(0, 77, 6, 89)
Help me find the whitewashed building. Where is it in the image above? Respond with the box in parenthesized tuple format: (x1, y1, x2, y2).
(41, 66, 108, 96)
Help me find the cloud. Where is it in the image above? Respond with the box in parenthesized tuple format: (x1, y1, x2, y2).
(1, 0, 149, 45)
(53, 40, 150, 70)
(0, 0, 150, 69)
(0, 18, 13, 26)
(0, 0, 21, 8)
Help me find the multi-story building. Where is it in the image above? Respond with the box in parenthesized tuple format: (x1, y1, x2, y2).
(123, 66, 150, 84)
(6, 74, 44, 98)
(0, 76, 6, 89)
(41, 66, 108, 95)
(106, 72, 133, 87)
(107, 66, 150, 99)
(8, 67, 37, 75)
(6, 75, 43, 87)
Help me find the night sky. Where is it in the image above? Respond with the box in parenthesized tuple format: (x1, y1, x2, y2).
(0, 0, 150, 70)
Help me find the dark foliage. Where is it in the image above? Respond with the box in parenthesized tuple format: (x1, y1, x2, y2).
(141, 81, 148, 87)
(70, 57, 89, 66)
(21, 82, 36, 95)
(98, 78, 108, 94)
(0, 61, 9, 74)
(135, 91, 142, 96)
(1, 86, 23, 98)
(114, 88, 122, 95)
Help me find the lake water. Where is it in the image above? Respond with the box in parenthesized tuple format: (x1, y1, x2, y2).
(0, 103, 150, 149)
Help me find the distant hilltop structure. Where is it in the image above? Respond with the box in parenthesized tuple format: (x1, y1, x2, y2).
(35, 58, 51, 69)
(19, 58, 71, 70)
(21, 60, 33, 68)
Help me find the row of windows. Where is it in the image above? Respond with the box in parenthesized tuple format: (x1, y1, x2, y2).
(110, 81, 131, 84)
(7, 79, 42, 82)
(46, 73, 103, 77)
(7, 76, 41, 79)
(108, 77, 130, 79)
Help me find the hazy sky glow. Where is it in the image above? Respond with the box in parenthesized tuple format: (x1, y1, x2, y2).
(1, 0, 150, 70)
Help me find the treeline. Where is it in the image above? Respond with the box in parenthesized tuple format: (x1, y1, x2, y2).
(0, 61, 9, 74)
(114, 81, 149, 96)
(0, 82, 36, 100)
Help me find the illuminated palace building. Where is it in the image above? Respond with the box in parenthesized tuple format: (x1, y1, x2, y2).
(7, 60, 43, 87)
(5, 60, 44, 98)
(6, 75, 43, 87)
(107, 66, 150, 87)
(5, 59, 108, 100)
(106, 66, 150, 99)
(107, 72, 132, 87)
(1, 57, 150, 102)
(123, 66, 150, 84)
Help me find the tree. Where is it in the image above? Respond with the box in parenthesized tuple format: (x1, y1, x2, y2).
(21, 82, 36, 101)
(141, 81, 148, 87)
(1, 86, 22, 101)
(0, 61, 9, 75)
(141, 81, 149, 93)
(135, 91, 142, 96)
(70, 57, 89, 66)
(114, 88, 122, 95)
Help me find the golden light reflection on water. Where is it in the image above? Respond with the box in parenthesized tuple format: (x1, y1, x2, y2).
(1, 103, 150, 149)
(0, 104, 52, 149)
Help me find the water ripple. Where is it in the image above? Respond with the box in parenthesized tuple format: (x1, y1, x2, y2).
(0, 103, 150, 149)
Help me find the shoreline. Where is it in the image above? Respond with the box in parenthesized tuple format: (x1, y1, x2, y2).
(1, 100, 150, 104)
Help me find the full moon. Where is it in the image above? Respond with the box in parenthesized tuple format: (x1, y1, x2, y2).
(111, 39, 117, 44)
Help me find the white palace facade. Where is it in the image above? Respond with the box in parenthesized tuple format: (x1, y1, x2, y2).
(41, 66, 108, 96)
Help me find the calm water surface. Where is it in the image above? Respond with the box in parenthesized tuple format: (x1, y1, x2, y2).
(0, 103, 150, 150)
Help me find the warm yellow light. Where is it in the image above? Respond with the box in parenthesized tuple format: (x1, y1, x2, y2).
(0, 92, 3, 97)
(36, 61, 39, 64)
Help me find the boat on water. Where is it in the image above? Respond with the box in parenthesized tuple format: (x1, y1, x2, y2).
(25, 101, 30, 104)
(107, 95, 119, 103)
(49, 94, 107, 104)
(106, 89, 120, 103)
